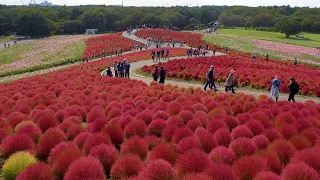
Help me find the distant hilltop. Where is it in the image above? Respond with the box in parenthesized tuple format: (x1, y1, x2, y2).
(28, 0, 58, 6)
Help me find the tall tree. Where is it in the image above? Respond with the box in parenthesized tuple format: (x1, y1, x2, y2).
(275, 17, 302, 38)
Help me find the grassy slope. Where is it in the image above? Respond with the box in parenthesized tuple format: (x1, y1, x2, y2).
(217, 29, 320, 48)
(0, 35, 15, 44)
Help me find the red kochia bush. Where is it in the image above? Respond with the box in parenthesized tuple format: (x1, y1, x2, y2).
(148, 119, 166, 136)
(64, 157, 106, 180)
(16, 162, 54, 180)
(263, 128, 282, 142)
(206, 119, 227, 134)
(107, 108, 122, 120)
(35, 109, 59, 132)
(278, 124, 298, 140)
(167, 101, 182, 116)
(209, 146, 236, 165)
(233, 155, 268, 180)
(121, 136, 148, 159)
(37, 128, 66, 159)
(231, 125, 254, 140)
(86, 106, 106, 123)
(140, 159, 174, 180)
(73, 132, 91, 149)
(110, 154, 144, 179)
(0, 133, 36, 158)
(176, 136, 202, 154)
(47, 142, 79, 164)
(253, 171, 281, 180)
(229, 137, 258, 157)
(281, 162, 320, 180)
(267, 139, 295, 165)
(15, 121, 42, 141)
(124, 120, 147, 138)
(181, 173, 212, 180)
(7, 111, 28, 128)
(289, 135, 311, 150)
(52, 148, 84, 177)
(175, 149, 210, 176)
(258, 151, 283, 175)
(215, 128, 232, 147)
(103, 124, 124, 146)
(253, 135, 270, 149)
(194, 127, 217, 153)
(245, 119, 265, 135)
(67, 124, 85, 140)
(172, 127, 193, 143)
(89, 144, 118, 172)
(83, 133, 112, 154)
(205, 163, 238, 180)
(148, 143, 177, 165)
(291, 148, 320, 173)
(162, 125, 178, 142)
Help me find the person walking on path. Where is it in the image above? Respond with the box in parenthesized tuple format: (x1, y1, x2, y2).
(288, 77, 300, 102)
(156, 50, 161, 62)
(252, 53, 257, 60)
(125, 63, 131, 78)
(266, 54, 269, 61)
(117, 63, 121, 78)
(212, 49, 216, 56)
(293, 58, 298, 65)
(225, 47, 228, 54)
(113, 62, 118, 77)
(204, 65, 217, 91)
(4, 43, 6, 48)
(161, 49, 165, 59)
(270, 75, 281, 102)
(152, 66, 159, 81)
(151, 50, 155, 62)
(165, 49, 169, 60)
(202, 49, 207, 57)
(159, 67, 167, 83)
(225, 70, 235, 93)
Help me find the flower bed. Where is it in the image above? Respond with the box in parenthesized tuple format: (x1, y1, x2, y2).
(0, 43, 320, 180)
(141, 56, 320, 96)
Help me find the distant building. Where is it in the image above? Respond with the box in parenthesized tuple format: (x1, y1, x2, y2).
(29, 0, 56, 6)
(85, 29, 98, 35)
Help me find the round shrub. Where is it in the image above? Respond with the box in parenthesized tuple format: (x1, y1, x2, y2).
(110, 154, 144, 179)
(175, 149, 210, 177)
(103, 123, 124, 146)
(229, 137, 258, 157)
(66, 124, 85, 140)
(162, 125, 177, 142)
(1, 134, 36, 158)
(179, 110, 195, 123)
(267, 139, 295, 165)
(258, 151, 283, 175)
(194, 127, 217, 153)
(148, 119, 166, 136)
(16, 162, 54, 180)
(281, 162, 320, 180)
(34, 109, 59, 132)
(253, 171, 281, 180)
(2, 151, 37, 180)
(121, 136, 148, 159)
(289, 135, 311, 150)
(47, 142, 79, 164)
(87, 106, 106, 123)
(205, 163, 238, 180)
(64, 157, 106, 180)
(52, 148, 83, 177)
(140, 159, 174, 180)
(37, 128, 66, 159)
(278, 124, 298, 140)
(209, 146, 236, 165)
(181, 173, 212, 180)
(144, 135, 162, 149)
(167, 101, 182, 116)
(7, 112, 28, 128)
(107, 108, 122, 120)
(233, 155, 268, 180)
(231, 125, 254, 140)
(172, 127, 193, 143)
(253, 135, 270, 149)
(245, 119, 265, 135)
(215, 128, 232, 146)
(124, 120, 147, 138)
(291, 148, 320, 173)
(89, 144, 118, 172)
(88, 119, 108, 133)
(73, 132, 91, 149)
(177, 136, 202, 154)
(207, 119, 227, 134)
(14, 121, 42, 141)
(263, 128, 282, 142)
(83, 133, 111, 154)
(148, 143, 177, 165)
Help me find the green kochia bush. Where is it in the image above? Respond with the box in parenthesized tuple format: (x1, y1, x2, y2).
(2, 151, 37, 180)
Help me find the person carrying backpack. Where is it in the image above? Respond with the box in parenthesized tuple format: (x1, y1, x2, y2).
(225, 70, 235, 93)
(288, 77, 299, 102)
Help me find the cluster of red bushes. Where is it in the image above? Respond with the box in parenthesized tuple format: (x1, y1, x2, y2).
(141, 56, 320, 96)
(82, 32, 143, 59)
(0, 43, 320, 179)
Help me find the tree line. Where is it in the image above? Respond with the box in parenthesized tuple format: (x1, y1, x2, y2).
(0, 5, 319, 36)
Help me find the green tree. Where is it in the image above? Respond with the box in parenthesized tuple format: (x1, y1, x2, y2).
(80, 10, 106, 32)
(275, 17, 302, 38)
(70, 7, 83, 20)
(15, 10, 52, 36)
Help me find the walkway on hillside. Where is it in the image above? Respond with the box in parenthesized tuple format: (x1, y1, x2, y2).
(0, 39, 34, 51)
(125, 56, 319, 104)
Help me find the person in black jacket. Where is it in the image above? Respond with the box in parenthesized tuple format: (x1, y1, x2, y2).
(288, 77, 300, 102)
(204, 65, 217, 91)
(159, 67, 167, 83)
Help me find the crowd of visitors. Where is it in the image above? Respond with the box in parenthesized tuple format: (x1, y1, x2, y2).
(102, 59, 131, 78)
(152, 66, 167, 83)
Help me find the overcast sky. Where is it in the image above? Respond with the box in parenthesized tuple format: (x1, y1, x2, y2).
(3, 0, 320, 7)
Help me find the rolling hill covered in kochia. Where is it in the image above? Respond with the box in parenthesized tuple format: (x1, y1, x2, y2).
(141, 56, 320, 97)
(0, 43, 320, 180)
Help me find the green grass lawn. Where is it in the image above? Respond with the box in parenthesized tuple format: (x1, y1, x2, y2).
(0, 35, 15, 44)
(216, 28, 320, 48)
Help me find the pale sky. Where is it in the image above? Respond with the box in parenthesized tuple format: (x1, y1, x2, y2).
(3, 0, 320, 7)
